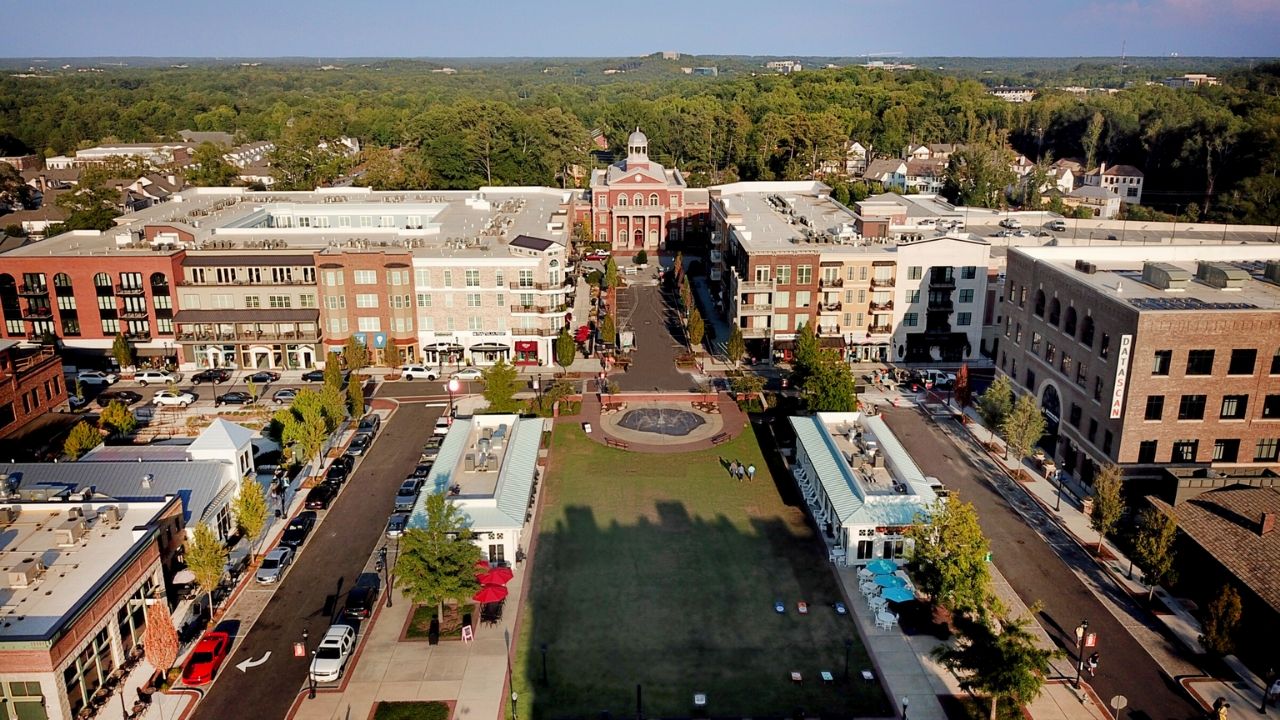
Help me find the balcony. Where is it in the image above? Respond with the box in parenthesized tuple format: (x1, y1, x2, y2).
(177, 278, 312, 287)
(930, 275, 956, 289)
(868, 325, 893, 335)
(17, 284, 49, 297)
(116, 285, 146, 296)
(737, 279, 775, 292)
(709, 250, 723, 264)
(21, 306, 53, 320)
(508, 281, 569, 291)
(869, 300, 894, 312)
(818, 302, 842, 314)
(177, 326, 321, 343)
(510, 304, 569, 316)
(512, 327, 564, 337)
(819, 278, 844, 289)
(927, 299, 954, 311)
(870, 277, 895, 288)
(739, 303, 772, 315)
(741, 326, 772, 339)
(125, 330, 152, 341)
(120, 309, 151, 320)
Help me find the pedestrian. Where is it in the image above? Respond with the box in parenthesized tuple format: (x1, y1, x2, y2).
(1086, 652, 1098, 678)
(747, 464, 756, 481)
(1268, 678, 1280, 707)
(729, 460, 740, 480)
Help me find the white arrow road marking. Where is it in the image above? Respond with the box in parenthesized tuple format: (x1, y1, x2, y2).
(236, 651, 271, 673)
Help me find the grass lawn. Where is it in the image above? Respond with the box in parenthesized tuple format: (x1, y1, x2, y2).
(373, 701, 451, 720)
(404, 603, 474, 640)
(512, 423, 889, 719)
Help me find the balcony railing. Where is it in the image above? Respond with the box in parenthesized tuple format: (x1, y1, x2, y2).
(819, 278, 844, 289)
(737, 279, 775, 292)
(125, 331, 152, 341)
(930, 276, 956, 289)
(869, 300, 894, 311)
(927, 299, 954, 311)
(177, 329, 321, 343)
(741, 326, 772, 338)
(17, 284, 49, 297)
(818, 302, 842, 314)
(177, 278, 312, 287)
(116, 285, 146, 296)
(512, 327, 564, 337)
(510, 304, 569, 315)
(21, 307, 53, 320)
(739, 303, 772, 315)
(870, 277, 895, 288)
(508, 281, 569, 291)
(868, 325, 893, 335)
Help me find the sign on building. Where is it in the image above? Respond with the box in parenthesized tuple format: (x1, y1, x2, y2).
(1109, 334, 1133, 419)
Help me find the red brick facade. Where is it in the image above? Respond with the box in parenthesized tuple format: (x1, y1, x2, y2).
(0, 345, 66, 439)
(314, 250, 417, 365)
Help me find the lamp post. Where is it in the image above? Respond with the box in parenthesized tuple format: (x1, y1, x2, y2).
(540, 643, 548, 685)
(378, 546, 392, 607)
(902, 696, 909, 719)
(445, 377, 460, 418)
(1053, 470, 1064, 512)
(510, 691, 519, 720)
(303, 628, 316, 699)
(1260, 668, 1274, 714)
(1074, 619, 1090, 688)
(844, 638, 854, 677)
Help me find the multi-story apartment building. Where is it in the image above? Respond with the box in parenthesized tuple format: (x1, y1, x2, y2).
(710, 182, 989, 363)
(1000, 245, 1280, 495)
(0, 342, 66, 439)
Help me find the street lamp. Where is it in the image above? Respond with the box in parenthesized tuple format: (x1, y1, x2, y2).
(1074, 619, 1090, 687)
(445, 378, 461, 418)
(1053, 470, 1064, 512)
(902, 696, 909, 719)
(1260, 668, 1274, 714)
(844, 638, 854, 677)
(510, 691, 519, 720)
(378, 546, 392, 608)
(302, 628, 316, 699)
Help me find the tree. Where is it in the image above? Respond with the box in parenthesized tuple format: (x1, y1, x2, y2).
(634, 249, 648, 265)
(232, 477, 270, 561)
(802, 351, 858, 413)
(245, 377, 258, 402)
(726, 326, 746, 369)
(395, 493, 483, 624)
(1082, 111, 1105, 171)
(342, 336, 369, 373)
(954, 363, 973, 410)
(111, 332, 135, 369)
(355, 145, 431, 190)
(554, 329, 576, 374)
(63, 421, 102, 459)
(481, 358, 520, 412)
(687, 307, 705, 350)
(141, 590, 179, 677)
(599, 313, 617, 347)
(729, 373, 764, 400)
(271, 388, 342, 477)
(793, 322, 821, 385)
(346, 375, 365, 417)
(933, 613, 1060, 720)
(679, 276, 694, 316)
(184, 524, 228, 620)
(98, 400, 137, 437)
(187, 142, 239, 186)
(53, 184, 121, 232)
(1000, 394, 1046, 468)
(905, 496, 994, 619)
(942, 145, 1016, 208)
(1131, 508, 1177, 601)
(603, 257, 619, 290)
(1201, 585, 1242, 656)
(323, 351, 344, 390)
(1088, 464, 1124, 554)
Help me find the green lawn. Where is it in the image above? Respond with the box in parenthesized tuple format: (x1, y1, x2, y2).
(512, 423, 889, 719)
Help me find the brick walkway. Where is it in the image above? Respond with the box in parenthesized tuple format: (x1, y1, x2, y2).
(565, 391, 749, 453)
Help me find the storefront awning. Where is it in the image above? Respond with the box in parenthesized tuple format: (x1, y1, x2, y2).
(426, 343, 464, 351)
(470, 343, 510, 353)
(514, 341, 538, 352)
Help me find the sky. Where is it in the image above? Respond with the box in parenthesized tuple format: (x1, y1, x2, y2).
(6, 0, 1279, 58)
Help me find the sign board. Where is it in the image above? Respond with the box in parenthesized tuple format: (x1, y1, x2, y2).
(1084, 632, 1097, 649)
(1109, 334, 1133, 419)
(293, 643, 306, 658)
(461, 625, 474, 643)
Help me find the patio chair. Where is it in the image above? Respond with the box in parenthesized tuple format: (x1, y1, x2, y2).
(857, 567, 874, 580)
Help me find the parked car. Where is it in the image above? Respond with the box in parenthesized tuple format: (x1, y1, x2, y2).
(398, 364, 440, 381)
(452, 367, 483, 382)
(68, 395, 90, 411)
(215, 391, 255, 407)
(246, 371, 280, 384)
(77, 370, 118, 386)
(134, 370, 180, 386)
(308, 624, 356, 682)
(273, 388, 299, 404)
(411, 463, 433, 478)
(333, 453, 355, 475)
(305, 483, 338, 510)
(394, 478, 423, 512)
(385, 513, 409, 539)
(356, 414, 381, 435)
(152, 390, 196, 407)
(254, 546, 294, 584)
(999, 218, 1022, 229)
(191, 369, 231, 384)
(420, 436, 444, 462)
(95, 390, 143, 408)
(343, 574, 382, 621)
(1047, 220, 1067, 232)
(583, 250, 610, 262)
(181, 631, 231, 686)
(325, 462, 350, 487)
(301, 369, 327, 382)
(433, 415, 452, 436)
(280, 511, 317, 549)
(346, 433, 373, 456)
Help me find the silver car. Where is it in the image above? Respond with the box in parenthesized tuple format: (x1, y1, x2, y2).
(254, 546, 294, 584)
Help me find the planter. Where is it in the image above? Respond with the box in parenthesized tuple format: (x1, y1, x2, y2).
(1081, 497, 1095, 516)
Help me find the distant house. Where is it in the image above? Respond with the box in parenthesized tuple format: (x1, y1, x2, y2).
(1064, 185, 1121, 219)
(1162, 73, 1219, 88)
(1082, 162, 1144, 205)
(817, 140, 869, 178)
(864, 159, 908, 191)
(1010, 154, 1035, 178)
(990, 86, 1036, 103)
(904, 159, 946, 194)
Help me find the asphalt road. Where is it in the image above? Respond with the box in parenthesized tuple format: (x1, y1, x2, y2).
(612, 283, 697, 392)
(190, 400, 438, 720)
(879, 407, 1202, 720)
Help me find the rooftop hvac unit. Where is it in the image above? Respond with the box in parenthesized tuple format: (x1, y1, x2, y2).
(7, 560, 46, 589)
(56, 519, 88, 547)
(1265, 261, 1280, 285)
(0, 507, 17, 525)
(101, 505, 122, 524)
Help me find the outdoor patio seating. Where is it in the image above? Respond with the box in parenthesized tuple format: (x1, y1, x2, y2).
(857, 567, 874, 580)
(875, 610, 899, 630)
(790, 671, 803, 685)
(821, 671, 834, 685)
(869, 596, 888, 611)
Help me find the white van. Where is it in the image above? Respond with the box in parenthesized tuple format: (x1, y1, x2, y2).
(1047, 219, 1067, 232)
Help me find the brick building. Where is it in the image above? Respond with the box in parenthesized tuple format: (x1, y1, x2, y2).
(0, 342, 65, 439)
(588, 129, 709, 252)
(316, 248, 417, 366)
(999, 245, 1280, 496)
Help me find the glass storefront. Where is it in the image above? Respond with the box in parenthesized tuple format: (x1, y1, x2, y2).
(62, 627, 115, 718)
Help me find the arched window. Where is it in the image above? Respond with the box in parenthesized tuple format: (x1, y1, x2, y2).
(54, 273, 72, 290)
(1048, 298, 1061, 326)
(1080, 315, 1095, 347)
(1063, 306, 1078, 336)
(548, 259, 559, 268)
(648, 193, 660, 206)
(93, 272, 112, 289)
(617, 195, 628, 207)
(1033, 289, 1046, 318)
(150, 272, 169, 288)
(633, 193, 643, 207)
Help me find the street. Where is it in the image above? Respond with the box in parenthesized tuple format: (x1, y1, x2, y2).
(612, 283, 697, 392)
(879, 407, 1203, 720)
(190, 399, 439, 720)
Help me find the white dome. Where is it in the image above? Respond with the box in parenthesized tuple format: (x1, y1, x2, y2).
(628, 128, 648, 147)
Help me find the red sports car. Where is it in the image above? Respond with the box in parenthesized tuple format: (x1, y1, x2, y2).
(181, 631, 231, 686)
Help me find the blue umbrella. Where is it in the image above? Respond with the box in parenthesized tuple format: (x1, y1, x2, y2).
(881, 586, 916, 603)
(874, 574, 906, 589)
(865, 559, 897, 575)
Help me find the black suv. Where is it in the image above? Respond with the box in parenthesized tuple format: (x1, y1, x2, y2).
(279, 511, 317, 549)
(325, 462, 350, 487)
(304, 483, 338, 510)
(343, 573, 382, 621)
(192, 368, 231, 384)
(357, 414, 381, 436)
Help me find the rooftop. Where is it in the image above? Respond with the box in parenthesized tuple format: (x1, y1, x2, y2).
(715, 181, 875, 253)
(410, 414, 542, 532)
(0, 499, 176, 640)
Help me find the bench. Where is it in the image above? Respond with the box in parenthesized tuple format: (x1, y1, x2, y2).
(710, 432, 730, 445)
(605, 438, 630, 450)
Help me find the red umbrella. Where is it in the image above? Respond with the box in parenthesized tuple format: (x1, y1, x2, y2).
(476, 567, 514, 585)
(474, 559, 491, 571)
(473, 584, 508, 603)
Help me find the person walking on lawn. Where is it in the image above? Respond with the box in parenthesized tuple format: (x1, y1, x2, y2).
(747, 464, 756, 481)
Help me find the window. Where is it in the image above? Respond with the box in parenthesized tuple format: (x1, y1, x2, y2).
(388, 270, 408, 285)
(325, 295, 346, 310)
(391, 294, 410, 309)
(1015, 322, 1022, 344)
(1186, 349, 1215, 375)
(1264, 394, 1280, 419)
(1099, 332, 1111, 359)
(466, 293, 481, 308)
(903, 312, 918, 327)
(443, 270, 453, 288)
(1063, 307, 1077, 336)
(1144, 395, 1164, 421)
(776, 266, 791, 284)
(1045, 342, 1056, 365)
(907, 290, 920, 303)
(357, 316, 381, 332)
(958, 289, 974, 303)
(1102, 430, 1113, 454)
(1033, 290, 1046, 317)
(468, 316, 483, 331)
(268, 295, 291, 309)
(648, 193, 660, 206)
(1212, 439, 1240, 463)
(1025, 369, 1036, 389)
(300, 294, 316, 308)
(1171, 439, 1198, 462)
(324, 270, 344, 286)
(1076, 362, 1088, 387)
(1137, 440, 1158, 463)
(961, 266, 977, 280)
(957, 312, 972, 326)
(1256, 438, 1279, 462)
(1031, 331, 1042, 354)
(1177, 394, 1206, 420)
(797, 266, 812, 284)
(1080, 316, 1095, 347)
(1152, 350, 1172, 375)
(1093, 376, 1103, 402)
(1069, 403, 1082, 427)
(495, 271, 504, 288)
(465, 269, 480, 287)
(1228, 349, 1257, 375)
(355, 294, 378, 308)
(416, 293, 432, 307)
(907, 266, 922, 280)
(244, 296, 260, 308)
(415, 269, 430, 287)
(1272, 348, 1280, 374)
(1087, 418, 1098, 443)
(1220, 395, 1249, 420)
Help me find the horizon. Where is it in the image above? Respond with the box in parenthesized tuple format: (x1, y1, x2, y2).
(5, 0, 1279, 58)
